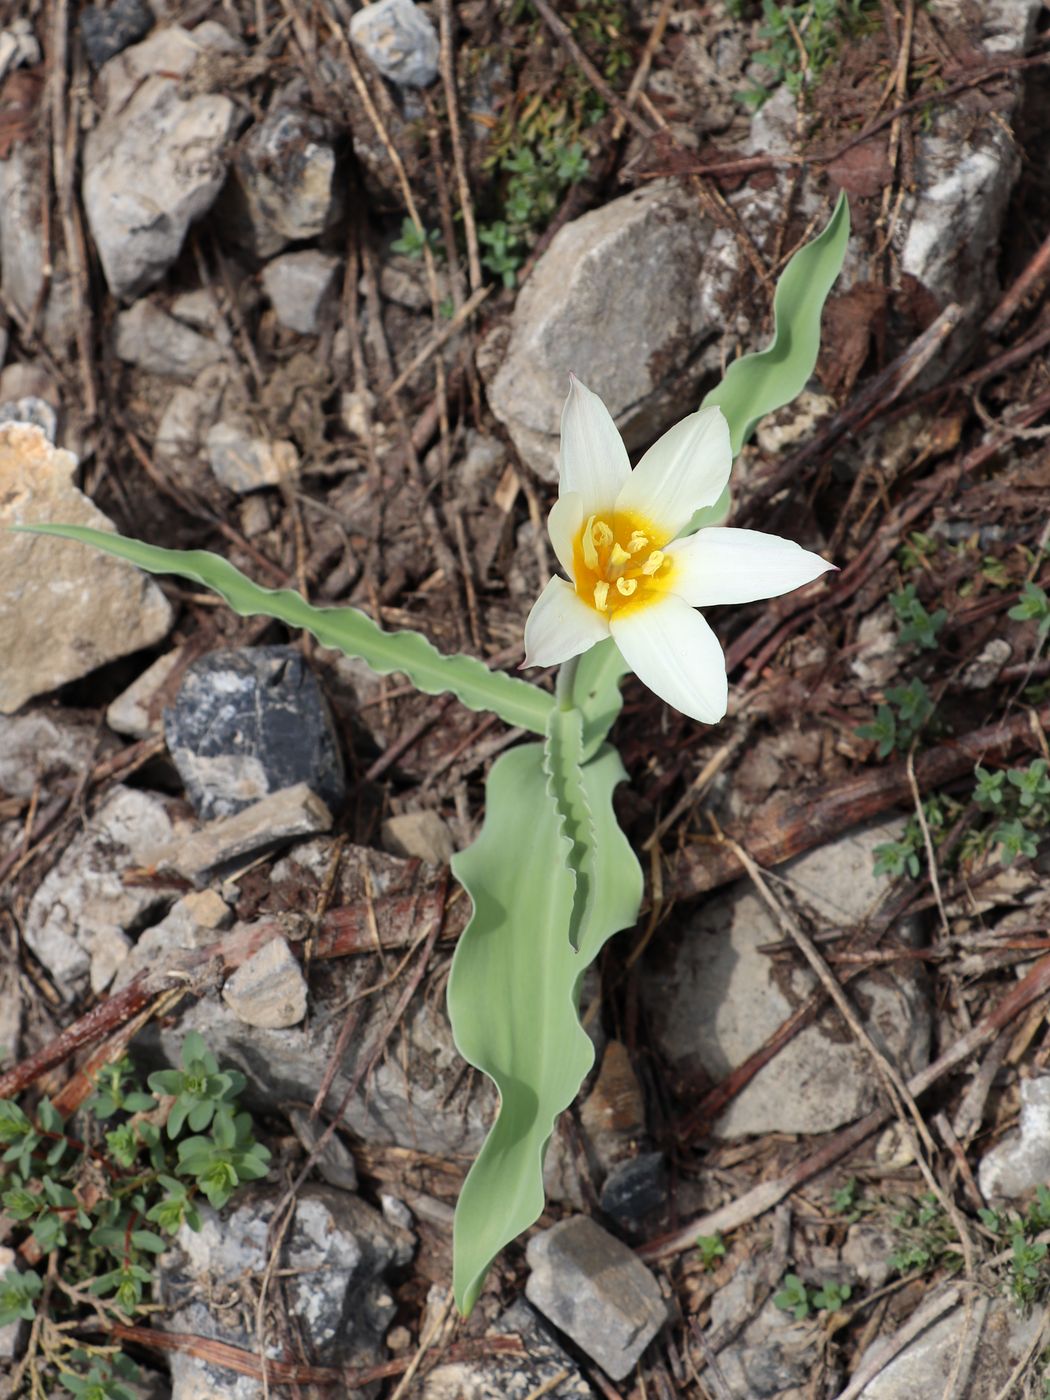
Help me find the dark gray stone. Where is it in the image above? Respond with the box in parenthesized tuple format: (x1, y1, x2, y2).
(80, 0, 153, 68)
(422, 1299, 595, 1399)
(164, 646, 345, 821)
(599, 1152, 667, 1231)
(525, 1216, 668, 1381)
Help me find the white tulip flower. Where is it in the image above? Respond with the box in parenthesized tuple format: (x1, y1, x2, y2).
(523, 375, 835, 724)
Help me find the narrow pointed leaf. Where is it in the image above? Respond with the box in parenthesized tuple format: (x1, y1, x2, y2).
(688, 192, 849, 531)
(14, 525, 553, 735)
(448, 742, 642, 1315)
(543, 705, 594, 951)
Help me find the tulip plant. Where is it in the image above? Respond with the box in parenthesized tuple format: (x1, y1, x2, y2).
(19, 194, 849, 1313)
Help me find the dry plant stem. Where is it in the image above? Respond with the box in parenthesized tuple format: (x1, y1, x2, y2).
(612, 0, 674, 141)
(726, 837, 977, 1281)
(988, 1312, 1050, 1400)
(905, 747, 950, 942)
(829, 1287, 961, 1400)
(639, 949, 1050, 1261)
(938, 1292, 988, 1400)
(529, 0, 653, 140)
(388, 1288, 455, 1400)
(671, 702, 1050, 900)
(984, 225, 1050, 334)
(438, 0, 481, 293)
(382, 285, 491, 400)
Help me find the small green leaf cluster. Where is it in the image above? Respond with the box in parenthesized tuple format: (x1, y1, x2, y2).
(739, 0, 879, 108)
(856, 677, 935, 759)
(872, 793, 952, 880)
(968, 759, 1050, 868)
(979, 1186, 1050, 1309)
(0, 1033, 269, 1395)
(888, 1192, 962, 1277)
(479, 136, 590, 287)
(696, 1233, 726, 1271)
(773, 1272, 852, 1320)
(390, 216, 442, 260)
(1008, 581, 1050, 638)
(889, 583, 947, 650)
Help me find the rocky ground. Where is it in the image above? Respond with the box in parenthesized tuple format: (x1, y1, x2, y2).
(1, 0, 1050, 1395)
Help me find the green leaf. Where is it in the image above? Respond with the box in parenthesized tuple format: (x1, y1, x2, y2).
(447, 742, 642, 1315)
(13, 526, 553, 737)
(543, 706, 594, 952)
(574, 639, 630, 759)
(688, 192, 850, 532)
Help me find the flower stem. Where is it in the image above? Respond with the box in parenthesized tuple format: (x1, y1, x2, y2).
(555, 655, 579, 711)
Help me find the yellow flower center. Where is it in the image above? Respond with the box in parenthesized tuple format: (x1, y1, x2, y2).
(573, 510, 673, 617)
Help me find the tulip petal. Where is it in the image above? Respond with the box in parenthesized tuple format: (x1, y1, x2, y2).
(610, 596, 727, 725)
(666, 527, 835, 607)
(559, 375, 630, 517)
(614, 406, 731, 541)
(523, 576, 610, 668)
(547, 492, 583, 581)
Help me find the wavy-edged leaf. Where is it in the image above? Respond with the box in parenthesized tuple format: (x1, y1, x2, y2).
(688, 192, 850, 532)
(574, 637, 630, 759)
(448, 742, 642, 1315)
(544, 705, 594, 951)
(16, 524, 553, 736)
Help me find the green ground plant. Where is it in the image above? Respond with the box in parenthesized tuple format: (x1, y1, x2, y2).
(0, 1033, 269, 1395)
(737, 0, 881, 109)
(774, 1271, 852, 1319)
(696, 1233, 727, 1271)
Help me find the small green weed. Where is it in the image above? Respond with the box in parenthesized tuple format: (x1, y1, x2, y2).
(696, 1233, 727, 1271)
(856, 677, 936, 758)
(978, 1187, 1050, 1308)
(889, 584, 947, 651)
(391, 216, 442, 260)
(774, 1271, 852, 1320)
(739, 0, 880, 109)
(0, 1033, 269, 1395)
(1008, 581, 1050, 638)
(888, 1193, 962, 1276)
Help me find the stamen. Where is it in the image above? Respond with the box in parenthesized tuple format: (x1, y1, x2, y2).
(609, 543, 631, 567)
(627, 532, 649, 554)
(641, 550, 665, 576)
(616, 577, 638, 597)
(593, 580, 609, 611)
(582, 515, 600, 572)
(591, 519, 614, 550)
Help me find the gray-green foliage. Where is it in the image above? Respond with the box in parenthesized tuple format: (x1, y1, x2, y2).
(0, 1035, 268, 1395)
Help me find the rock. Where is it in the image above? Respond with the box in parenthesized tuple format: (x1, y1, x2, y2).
(0, 19, 40, 81)
(79, 0, 153, 68)
(157, 1185, 412, 1398)
(481, 182, 729, 480)
(0, 423, 173, 714)
(708, 1259, 820, 1399)
(349, 0, 439, 88)
(205, 421, 298, 493)
(23, 786, 176, 993)
(155, 365, 231, 469)
(83, 25, 244, 300)
(599, 1153, 667, 1231)
(422, 1299, 595, 1399)
(222, 936, 307, 1029)
(106, 648, 185, 738)
(113, 889, 232, 991)
(0, 397, 58, 441)
(0, 145, 77, 353)
(640, 820, 931, 1137)
(0, 710, 99, 799)
(381, 811, 455, 865)
(525, 1216, 667, 1381)
(961, 638, 1012, 690)
(287, 1108, 358, 1192)
(853, 1290, 1044, 1398)
(850, 605, 901, 690)
(841, 1221, 899, 1291)
(261, 250, 341, 335)
(579, 1040, 646, 1173)
(220, 109, 342, 259)
(143, 784, 334, 886)
(978, 1076, 1050, 1201)
(115, 300, 223, 380)
(164, 646, 345, 820)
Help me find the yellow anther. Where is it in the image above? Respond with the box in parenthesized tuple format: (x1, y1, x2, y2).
(591, 519, 614, 549)
(609, 543, 631, 567)
(616, 577, 638, 597)
(627, 532, 649, 554)
(593, 580, 609, 611)
(582, 515, 600, 572)
(641, 550, 665, 576)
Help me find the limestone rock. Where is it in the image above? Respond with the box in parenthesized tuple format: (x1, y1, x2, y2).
(349, 0, 439, 88)
(640, 820, 931, 1137)
(115, 300, 224, 380)
(261, 250, 341, 335)
(0, 144, 76, 353)
(83, 25, 244, 299)
(0, 423, 173, 714)
(422, 1299, 594, 1399)
(205, 421, 298, 493)
(0, 710, 99, 798)
(106, 648, 185, 738)
(381, 811, 455, 866)
(222, 935, 308, 1029)
(978, 1076, 1050, 1201)
(482, 182, 729, 480)
(525, 1216, 667, 1381)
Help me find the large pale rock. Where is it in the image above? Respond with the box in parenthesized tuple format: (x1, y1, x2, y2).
(482, 182, 729, 480)
(221, 935, 307, 1029)
(83, 25, 244, 299)
(0, 423, 173, 714)
(349, 0, 439, 88)
(115, 300, 224, 380)
(978, 1076, 1050, 1201)
(641, 821, 931, 1137)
